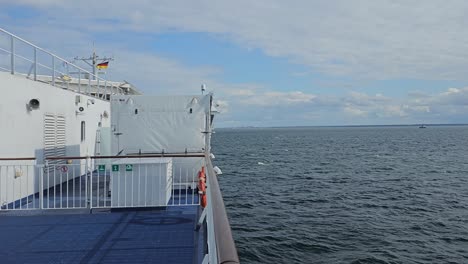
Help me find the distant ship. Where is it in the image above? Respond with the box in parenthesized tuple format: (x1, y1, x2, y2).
(419, 124, 427, 128)
(0, 27, 238, 264)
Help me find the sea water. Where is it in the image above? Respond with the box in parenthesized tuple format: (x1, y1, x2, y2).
(212, 126, 468, 263)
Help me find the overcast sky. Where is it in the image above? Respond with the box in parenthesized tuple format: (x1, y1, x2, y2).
(2, 0, 468, 127)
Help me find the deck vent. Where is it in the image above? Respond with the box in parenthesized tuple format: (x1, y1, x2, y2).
(28, 99, 40, 110)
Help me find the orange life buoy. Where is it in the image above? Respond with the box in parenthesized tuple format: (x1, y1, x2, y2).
(201, 193, 207, 208)
(199, 166, 205, 179)
(198, 177, 206, 192)
(198, 166, 207, 207)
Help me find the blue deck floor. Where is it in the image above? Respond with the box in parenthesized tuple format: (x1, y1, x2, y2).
(0, 205, 202, 264)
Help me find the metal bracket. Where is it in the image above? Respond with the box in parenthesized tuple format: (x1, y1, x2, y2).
(196, 208, 207, 231)
(202, 254, 209, 264)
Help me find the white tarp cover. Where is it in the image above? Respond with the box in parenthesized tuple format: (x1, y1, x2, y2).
(111, 95, 210, 154)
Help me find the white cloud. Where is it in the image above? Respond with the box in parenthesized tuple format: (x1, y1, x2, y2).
(4, 1, 468, 126)
(218, 86, 468, 126)
(4, 0, 63, 6)
(241, 91, 316, 106)
(344, 105, 367, 117)
(346, 92, 391, 107)
(226, 89, 256, 96)
(409, 87, 468, 107)
(5, 0, 468, 80)
(402, 105, 430, 114)
(107, 51, 222, 95)
(337, 86, 468, 122)
(379, 105, 408, 118)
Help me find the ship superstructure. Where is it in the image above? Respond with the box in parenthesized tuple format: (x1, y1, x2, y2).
(0, 28, 238, 264)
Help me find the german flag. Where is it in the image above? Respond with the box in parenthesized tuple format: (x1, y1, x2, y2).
(96, 61, 109, 69)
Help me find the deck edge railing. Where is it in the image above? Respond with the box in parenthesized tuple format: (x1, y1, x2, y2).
(0, 27, 122, 100)
(0, 154, 239, 264)
(205, 155, 240, 264)
(1, 155, 204, 210)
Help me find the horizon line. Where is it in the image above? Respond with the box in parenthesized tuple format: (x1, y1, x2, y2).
(217, 123, 468, 129)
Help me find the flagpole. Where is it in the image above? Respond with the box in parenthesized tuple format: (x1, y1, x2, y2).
(74, 46, 113, 80)
(92, 49, 96, 79)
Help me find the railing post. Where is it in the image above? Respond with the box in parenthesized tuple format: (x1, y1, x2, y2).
(66, 63, 70, 90)
(51, 56, 55, 86)
(33, 48, 37, 81)
(87, 77, 91, 96)
(78, 69, 81, 93)
(10, 35, 15, 74)
(196, 208, 207, 231)
(86, 156, 92, 209)
(39, 165, 44, 209)
(90, 164, 93, 209)
(202, 254, 209, 264)
(97, 78, 100, 98)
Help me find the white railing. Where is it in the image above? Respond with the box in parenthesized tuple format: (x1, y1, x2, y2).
(0, 156, 203, 210)
(0, 155, 239, 264)
(40, 162, 89, 209)
(201, 156, 240, 264)
(0, 28, 124, 100)
(91, 157, 202, 208)
(0, 163, 38, 210)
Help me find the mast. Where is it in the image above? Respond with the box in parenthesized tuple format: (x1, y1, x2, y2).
(74, 49, 113, 80)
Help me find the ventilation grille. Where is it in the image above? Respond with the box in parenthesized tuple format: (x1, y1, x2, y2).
(44, 113, 66, 169)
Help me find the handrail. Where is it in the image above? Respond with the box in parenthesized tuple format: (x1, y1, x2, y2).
(205, 156, 240, 264)
(45, 153, 206, 160)
(0, 27, 125, 100)
(0, 153, 239, 263)
(0, 157, 36, 161)
(0, 27, 106, 83)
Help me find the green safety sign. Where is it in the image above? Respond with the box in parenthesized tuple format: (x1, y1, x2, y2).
(125, 164, 133, 171)
(98, 165, 106, 172)
(112, 164, 119, 172)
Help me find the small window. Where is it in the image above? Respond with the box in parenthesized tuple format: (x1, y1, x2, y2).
(81, 121, 86, 142)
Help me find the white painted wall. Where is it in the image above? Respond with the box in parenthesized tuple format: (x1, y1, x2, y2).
(0, 72, 111, 205)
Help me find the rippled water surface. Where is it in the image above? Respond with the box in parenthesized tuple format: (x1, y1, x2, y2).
(211, 126, 468, 264)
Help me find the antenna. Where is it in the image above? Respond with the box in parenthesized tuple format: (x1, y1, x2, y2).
(74, 47, 114, 80)
(201, 84, 206, 95)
